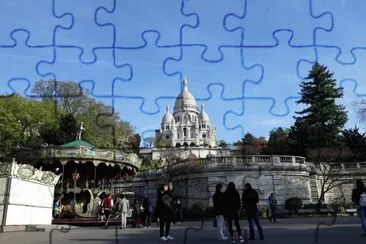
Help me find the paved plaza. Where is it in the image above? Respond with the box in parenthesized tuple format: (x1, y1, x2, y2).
(0, 217, 365, 244)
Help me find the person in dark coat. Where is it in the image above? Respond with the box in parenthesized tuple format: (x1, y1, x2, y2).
(351, 179, 366, 235)
(212, 183, 228, 240)
(268, 193, 277, 223)
(242, 183, 264, 240)
(155, 184, 174, 241)
(224, 182, 244, 243)
(142, 197, 152, 228)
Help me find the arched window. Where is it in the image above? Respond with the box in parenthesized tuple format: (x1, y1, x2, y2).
(183, 128, 187, 137)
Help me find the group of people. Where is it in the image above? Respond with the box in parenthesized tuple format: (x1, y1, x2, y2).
(95, 179, 366, 240)
(213, 182, 264, 242)
(100, 193, 156, 230)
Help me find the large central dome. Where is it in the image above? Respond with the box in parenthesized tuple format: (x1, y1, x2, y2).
(173, 77, 198, 113)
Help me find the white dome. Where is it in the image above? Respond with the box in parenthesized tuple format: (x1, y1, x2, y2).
(200, 104, 209, 122)
(162, 105, 174, 123)
(174, 77, 197, 110)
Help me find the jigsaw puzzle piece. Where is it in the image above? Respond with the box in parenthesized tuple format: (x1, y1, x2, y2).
(37, 47, 132, 97)
(225, 0, 332, 47)
(195, 83, 246, 143)
(96, 0, 196, 48)
(300, 47, 366, 127)
(113, 32, 182, 114)
(181, 0, 245, 61)
(54, 0, 115, 62)
(311, 47, 366, 98)
(241, 31, 316, 115)
(0, 32, 54, 96)
(225, 97, 298, 139)
(165, 45, 263, 100)
(0, 0, 72, 46)
(114, 97, 171, 142)
(312, 0, 366, 63)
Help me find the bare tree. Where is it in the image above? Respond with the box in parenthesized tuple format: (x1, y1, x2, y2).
(315, 162, 352, 212)
(144, 136, 155, 148)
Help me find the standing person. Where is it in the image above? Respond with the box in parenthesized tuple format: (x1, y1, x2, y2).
(175, 197, 183, 224)
(213, 183, 228, 241)
(156, 184, 174, 241)
(118, 194, 130, 229)
(351, 179, 366, 236)
(242, 183, 264, 240)
(132, 199, 142, 228)
(224, 182, 244, 243)
(268, 193, 277, 223)
(142, 197, 152, 228)
(102, 193, 114, 229)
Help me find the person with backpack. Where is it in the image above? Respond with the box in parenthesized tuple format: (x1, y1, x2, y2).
(213, 183, 228, 241)
(242, 183, 264, 241)
(224, 182, 244, 243)
(352, 179, 366, 235)
(102, 193, 114, 229)
(156, 184, 174, 241)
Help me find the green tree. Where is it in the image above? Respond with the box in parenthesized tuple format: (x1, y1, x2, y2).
(236, 133, 263, 155)
(32, 79, 88, 116)
(289, 63, 348, 157)
(342, 126, 366, 160)
(0, 95, 59, 155)
(218, 140, 228, 148)
(265, 127, 291, 155)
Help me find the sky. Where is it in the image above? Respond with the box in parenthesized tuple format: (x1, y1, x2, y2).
(1, 0, 366, 145)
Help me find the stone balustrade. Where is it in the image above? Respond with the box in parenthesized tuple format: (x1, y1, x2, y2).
(170, 155, 307, 174)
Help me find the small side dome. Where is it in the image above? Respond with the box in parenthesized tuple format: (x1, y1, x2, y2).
(200, 104, 210, 122)
(162, 105, 174, 123)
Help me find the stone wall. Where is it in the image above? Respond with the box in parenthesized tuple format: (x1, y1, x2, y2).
(121, 157, 366, 214)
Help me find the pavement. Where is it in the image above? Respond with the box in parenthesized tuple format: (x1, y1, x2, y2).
(0, 217, 365, 244)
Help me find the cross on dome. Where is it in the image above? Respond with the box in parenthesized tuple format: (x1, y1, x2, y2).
(183, 77, 188, 91)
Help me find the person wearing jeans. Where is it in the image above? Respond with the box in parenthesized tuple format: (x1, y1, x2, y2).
(242, 183, 264, 241)
(352, 179, 366, 236)
(212, 183, 227, 240)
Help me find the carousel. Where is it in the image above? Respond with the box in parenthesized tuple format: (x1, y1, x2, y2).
(12, 123, 142, 224)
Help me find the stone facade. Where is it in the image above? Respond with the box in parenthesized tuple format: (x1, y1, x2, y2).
(155, 78, 217, 148)
(122, 156, 366, 214)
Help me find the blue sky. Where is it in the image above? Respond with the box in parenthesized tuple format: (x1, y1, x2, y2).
(1, 0, 366, 145)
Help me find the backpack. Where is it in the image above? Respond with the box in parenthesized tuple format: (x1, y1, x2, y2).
(360, 192, 366, 207)
(162, 194, 171, 208)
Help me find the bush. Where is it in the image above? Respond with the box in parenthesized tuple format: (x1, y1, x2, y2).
(285, 197, 303, 213)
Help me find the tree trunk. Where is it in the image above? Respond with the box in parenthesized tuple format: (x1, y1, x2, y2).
(316, 193, 324, 213)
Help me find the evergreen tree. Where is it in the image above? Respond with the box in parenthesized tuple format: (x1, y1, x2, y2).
(289, 63, 348, 154)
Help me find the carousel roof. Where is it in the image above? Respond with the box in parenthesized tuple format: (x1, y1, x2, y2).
(60, 139, 96, 149)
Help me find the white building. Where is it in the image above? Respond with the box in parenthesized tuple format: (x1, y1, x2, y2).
(155, 77, 217, 148)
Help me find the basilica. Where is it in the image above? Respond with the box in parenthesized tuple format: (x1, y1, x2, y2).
(155, 77, 217, 148)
